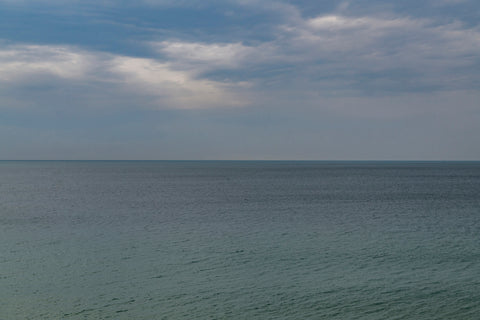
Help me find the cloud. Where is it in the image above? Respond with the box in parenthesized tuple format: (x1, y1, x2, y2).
(297, 14, 480, 61)
(0, 43, 249, 110)
(0, 45, 96, 82)
(110, 56, 249, 108)
(2, 3, 480, 112)
(147, 12, 480, 98)
(273, 13, 480, 93)
(153, 41, 280, 77)
(156, 41, 255, 69)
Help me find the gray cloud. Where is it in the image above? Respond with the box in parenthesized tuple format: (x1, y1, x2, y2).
(147, 12, 480, 101)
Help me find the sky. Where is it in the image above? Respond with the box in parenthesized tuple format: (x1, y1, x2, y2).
(0, 0, 479, 160)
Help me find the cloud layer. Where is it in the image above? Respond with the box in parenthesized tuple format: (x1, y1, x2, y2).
(2, 2, 480, 111)
(1, 0, 479, 159)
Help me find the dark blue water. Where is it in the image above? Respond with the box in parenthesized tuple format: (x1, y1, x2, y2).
(1, 161, 479, 319)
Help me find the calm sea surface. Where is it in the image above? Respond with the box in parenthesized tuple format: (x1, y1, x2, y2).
(1, 161, 479, 319)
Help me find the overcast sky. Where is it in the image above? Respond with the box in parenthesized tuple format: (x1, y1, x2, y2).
(1, 0, 479, 160)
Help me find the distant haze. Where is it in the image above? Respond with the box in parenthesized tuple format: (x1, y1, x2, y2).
(1, 0, 479, 160)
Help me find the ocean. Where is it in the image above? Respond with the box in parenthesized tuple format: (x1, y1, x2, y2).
(1, 161, 479, 319)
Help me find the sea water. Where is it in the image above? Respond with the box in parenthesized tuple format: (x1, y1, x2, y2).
(0, 161, 479, 319)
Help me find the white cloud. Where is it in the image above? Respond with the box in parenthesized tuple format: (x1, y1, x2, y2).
(307, 15, 414, 31)
(153, 40, 280, 76)
(110, 56, 249, 108)
(0, 45, 96, 81)
(296, 13, 480, 59)
(0, 44, 249, 109)
(286, 14, 429, 56)
(273, 14, 480, 93)
(156, 41, 255, 68)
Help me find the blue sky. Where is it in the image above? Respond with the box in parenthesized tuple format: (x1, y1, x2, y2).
(1, 0, 479, 160)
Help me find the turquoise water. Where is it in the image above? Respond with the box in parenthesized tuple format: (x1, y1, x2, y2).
(1, 161, 479, 319)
